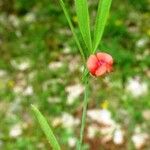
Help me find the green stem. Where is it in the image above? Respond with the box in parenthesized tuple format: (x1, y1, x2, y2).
(77, 76, 89, 150)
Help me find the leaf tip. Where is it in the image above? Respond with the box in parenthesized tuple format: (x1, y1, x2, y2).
(31, 104, 37, 112)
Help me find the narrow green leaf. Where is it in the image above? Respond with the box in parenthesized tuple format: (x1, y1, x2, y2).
(31, 105, 61, 150)
(59, 0, 86, 63)
(93, 0, 112, 53)
(75, 0, 92, 53)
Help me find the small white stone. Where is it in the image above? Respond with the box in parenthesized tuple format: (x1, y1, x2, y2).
(52, 117, 62, 127)
(48, 61, 63, 70)
(9, 14, 20, 27)
(100, 125, 115, 135)
(136, 38, 148, 48)
(66, 84, 84, 105)
(87, 124, 100, 139)
(52, 114, 79, 128)
(63, 45, 71, 54)
(13, 85, 24, 94)
(61, 112, 80, 128)
(132, 133, 149, 149)
(126, 77, 148, 97)
(87, 109, 120, 143)
(68, 137, 77, 147)
(113, 128, 124, 145)
(24, 12, 36, 23)
(11, 59, 31, 71)
(23, 86, 33, 96)
(9, 124, 22, 138)
(18, 62, 30, 71)
(87, 109, 115, 126)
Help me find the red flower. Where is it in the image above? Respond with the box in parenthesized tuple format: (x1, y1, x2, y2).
(87, 52, 113, 77)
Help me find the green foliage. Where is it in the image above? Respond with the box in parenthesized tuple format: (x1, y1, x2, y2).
(75, 0, 92, 53)
(58, 0, 85, 62)
(31, 105, 61, 150)
(59, 0, 112, 59)
(93, 0, 112, 52)
(14, 0, 36, 14)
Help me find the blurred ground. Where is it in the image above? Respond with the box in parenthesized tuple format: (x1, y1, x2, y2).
(0, 0, 150, 149)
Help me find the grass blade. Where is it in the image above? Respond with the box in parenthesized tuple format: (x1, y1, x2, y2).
(31, 105, 61, 150)
(75, 0, 92, 53)
(93, 0, 112, 53)
(59, 0, 86, 63)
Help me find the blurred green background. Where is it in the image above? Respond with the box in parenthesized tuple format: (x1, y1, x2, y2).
(0, 0, 150, 149)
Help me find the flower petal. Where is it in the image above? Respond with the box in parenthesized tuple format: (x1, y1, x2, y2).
(95, 65, 107, 76)
(106, 64, 113, 72)
(96, 52, 113, 64)
(87, 55, 98, 75)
